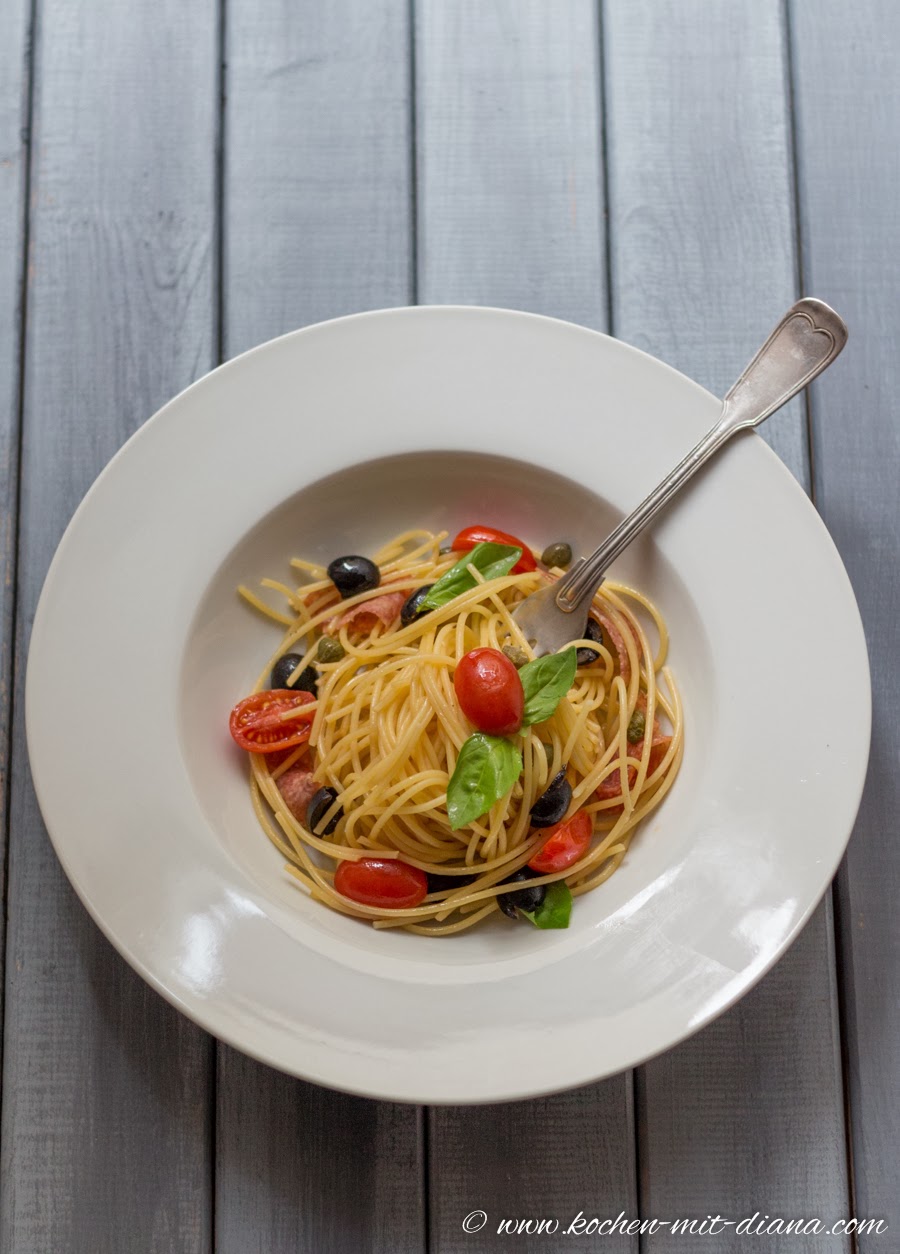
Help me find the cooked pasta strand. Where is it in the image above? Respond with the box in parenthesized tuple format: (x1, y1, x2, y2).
(238, 531, 683, 933)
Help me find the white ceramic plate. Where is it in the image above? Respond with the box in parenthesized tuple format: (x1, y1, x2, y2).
(26, 307, 870, 1104)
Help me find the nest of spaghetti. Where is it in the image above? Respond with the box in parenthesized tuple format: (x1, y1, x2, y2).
(235, 528, 683, 936)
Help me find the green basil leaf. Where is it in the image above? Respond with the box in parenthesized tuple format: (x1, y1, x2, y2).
(447, 733, 523, 830)
(519, 880, 573, 929)
(519, 647, 578, 726)
(420, 542, 522, 611)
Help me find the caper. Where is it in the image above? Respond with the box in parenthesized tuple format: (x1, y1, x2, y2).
(316, 636, 345, 664)
(576, 616, 604, 666)
(627, 711, 646, 743)
(529, 769, 572, 828)
(541, 541, 573, 570)
(502, 644, 529, 668)
(307, 786, 342, 835)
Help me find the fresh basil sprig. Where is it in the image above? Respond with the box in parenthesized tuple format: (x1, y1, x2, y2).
(518, 647, 577, 726)
(421, 542, 522, 612)
(446, 732, 523, 830)
(519, 880, 573, 929)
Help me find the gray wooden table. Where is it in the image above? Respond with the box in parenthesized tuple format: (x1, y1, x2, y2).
(1, 2, 896, 1250)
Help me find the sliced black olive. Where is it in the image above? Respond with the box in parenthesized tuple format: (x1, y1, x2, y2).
(273, 660, 318, 695)
(271, 653, 303, 689)
(497, 867, 546, 919)
(316, 636, 345, 663)
(529, 769, 572, 828)
(400, 584, 434, 627)
(540, 540, 573, 569)
(327, 554, 381, 599)
(307, 786, 342, 835)
(426, 872, 476, 894)
(296, 665, 319, 696)
(576, 616, 604, 666)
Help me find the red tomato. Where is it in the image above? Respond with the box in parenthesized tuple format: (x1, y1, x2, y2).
(229, 689, 316, 754)
(528, 809, 593, 873)
(451, 524, 537, 574)
(334, 858, 428, 909)
(454, 647, 524, 736)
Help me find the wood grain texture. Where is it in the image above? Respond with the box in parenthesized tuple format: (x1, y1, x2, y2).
(416, 6, 635, 1251)
(604, 0, 808, 484)
(603, 2, 850, 1248)
(0, 0, 29, 923)
(223, 0, 413, 357)
(216, 4, 424, 1252)
(790, 0, 900, 1242)
(416, 0, 607, 327)
(428, 1086, 637, 1253)
(1, 1, 216, 1250)
(217, 1051, 424, 1254)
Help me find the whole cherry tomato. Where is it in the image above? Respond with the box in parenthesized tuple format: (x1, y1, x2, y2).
(528, 808, 593, 873)
(451, 524, 537, 574)
(334, 858, 428, 908)
(229, 689, 316, 754)
(453, 647, 524, 736)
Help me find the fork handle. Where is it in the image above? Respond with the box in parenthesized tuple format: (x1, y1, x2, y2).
(554, 298, 847, 612)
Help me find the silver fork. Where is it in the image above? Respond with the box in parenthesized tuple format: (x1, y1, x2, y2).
(512, 298, 848, 655)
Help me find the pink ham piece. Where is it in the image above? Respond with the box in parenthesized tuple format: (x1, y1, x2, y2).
(595, 736, 671, 801)
(595, 694, 671, 801)
(277, 765, 320, 823)
(325, 590, 406, 636)
(594, 608, 634, 684)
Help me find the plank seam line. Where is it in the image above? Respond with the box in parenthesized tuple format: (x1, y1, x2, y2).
(782, 5, 858, 1250)
(597, 0, 615, 339)
(633, 1070, 645, 1254)
(0, 0, 39, 1119)
(598, 10, 639, 1245)
(408, 0, 419, 307)
(422, 1103, 431, 1254)
(211, 0, 227, 1246)
(215, 0, 227, 369)
(781, 0, 816, 506)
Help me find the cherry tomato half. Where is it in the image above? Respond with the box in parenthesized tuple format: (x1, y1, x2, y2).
(334, 858, 428, 909)
(454, 647, 524, 736)
(528, 808, 593, 873)
(229, 689, 316, 754)
(451, 524, 537, 574)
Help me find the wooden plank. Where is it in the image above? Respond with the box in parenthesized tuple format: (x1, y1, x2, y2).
(223, 0, 414, 358)
(416, 0, 607, 329)
(428, 1085, 637, 1252)
(603, 2, 851, 1248)
(0, 0, 29, 921)
(789, 0, 900, 1243)
(216, 1055, 423, 1253)
(0, 1, 217, 1250)
(605, 0, 809, 485)
(416, 5, 637, 1250)
(216, 5, 424, 1252)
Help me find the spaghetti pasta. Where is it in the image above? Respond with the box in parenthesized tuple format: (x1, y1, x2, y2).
(232, 528, 683, 934)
